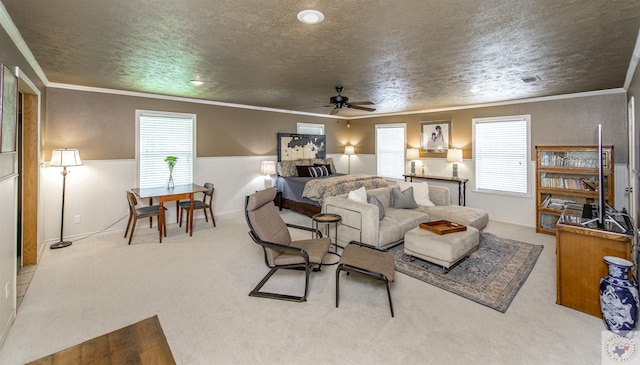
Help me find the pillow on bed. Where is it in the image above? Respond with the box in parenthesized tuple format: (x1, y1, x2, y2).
(296, 165, 312, 177)
(311, 158, 337, 174)
(314, 164, 333, 175)
(279, 159, 312, 177)
(391, 186, 418, 209)
(308, 166, 330, 177)
(367, 195, 385, 220)
(347, 186, 367, 203)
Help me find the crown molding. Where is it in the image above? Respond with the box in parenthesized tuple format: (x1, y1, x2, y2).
(0, 2, 48, 85)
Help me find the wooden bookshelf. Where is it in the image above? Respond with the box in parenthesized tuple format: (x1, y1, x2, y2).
(535, 145, 614, 235)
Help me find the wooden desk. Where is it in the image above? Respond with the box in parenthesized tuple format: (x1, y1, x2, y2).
(132, 184, 208, 243)
(403, 175, 469, 206)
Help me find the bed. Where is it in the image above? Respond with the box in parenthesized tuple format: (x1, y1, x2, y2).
(275, 133, 388, 217)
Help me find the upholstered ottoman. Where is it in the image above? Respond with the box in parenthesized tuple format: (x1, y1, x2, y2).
(404, 226, 480, 272)
(418, 205, 489, 231)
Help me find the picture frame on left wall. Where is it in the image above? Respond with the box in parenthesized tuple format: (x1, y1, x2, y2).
(0, 64, 18, 153)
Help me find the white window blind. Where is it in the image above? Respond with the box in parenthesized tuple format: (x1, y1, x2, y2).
(473, 115, 529, 195)
(137, 111, 196, 188)
(376, 124, 406, 179)
(297, 123, 324, 135)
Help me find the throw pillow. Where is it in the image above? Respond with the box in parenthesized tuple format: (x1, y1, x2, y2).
(347, 186, 367, 203)
(311, 158, 337, 174)
(296, 165, 312, 177)
(397, 181, 434, 207)
(308, 166, 330, 177)
(314, 164, 333, 175)
(367, 195, 385, 220)
(391, 186, 418, 209)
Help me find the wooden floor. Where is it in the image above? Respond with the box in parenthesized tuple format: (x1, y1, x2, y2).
(26, 315, 176, 365)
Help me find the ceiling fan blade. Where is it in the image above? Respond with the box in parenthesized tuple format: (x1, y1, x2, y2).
(348, 105, 376, 112)
(330, 108, 340, 115)
(349, 101, 374, 106)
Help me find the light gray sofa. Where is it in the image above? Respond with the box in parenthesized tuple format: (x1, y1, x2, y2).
(323, 185, 489, 249)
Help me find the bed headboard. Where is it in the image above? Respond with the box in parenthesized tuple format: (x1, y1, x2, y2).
(277, 133, 326, 161)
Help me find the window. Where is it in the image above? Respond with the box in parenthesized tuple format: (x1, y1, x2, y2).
(136, 110, 196, 188)
(297, 122, 324, 135)
(473, 115, 530, 196)
(376, 124, 406, 179)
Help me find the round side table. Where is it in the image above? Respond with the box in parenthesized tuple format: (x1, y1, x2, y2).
(311, 213, 342, 255)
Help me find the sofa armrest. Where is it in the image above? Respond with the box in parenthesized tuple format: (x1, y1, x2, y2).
(429, 185, 450, 206)
(323, 196, 380, 246)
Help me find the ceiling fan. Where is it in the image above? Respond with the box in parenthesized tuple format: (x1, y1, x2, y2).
(326, 86, 376, 115)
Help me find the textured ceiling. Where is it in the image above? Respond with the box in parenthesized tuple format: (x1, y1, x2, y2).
(4, 0, 640, 117)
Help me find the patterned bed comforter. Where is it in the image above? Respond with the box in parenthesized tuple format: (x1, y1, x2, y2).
(302, 174, 389, 204)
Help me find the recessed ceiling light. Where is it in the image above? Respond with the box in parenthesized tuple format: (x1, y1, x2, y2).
(190, 79, 204, 86)
(297, 10, 324, 24)
(470, 86, 480, 93)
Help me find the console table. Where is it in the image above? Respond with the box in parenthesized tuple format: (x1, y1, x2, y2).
(403, 175, 468, 206)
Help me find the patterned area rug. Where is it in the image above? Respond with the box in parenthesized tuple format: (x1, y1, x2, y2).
(389, 232, 543, 313)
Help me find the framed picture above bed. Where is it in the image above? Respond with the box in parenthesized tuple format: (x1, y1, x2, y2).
(277, 133, 326, 161)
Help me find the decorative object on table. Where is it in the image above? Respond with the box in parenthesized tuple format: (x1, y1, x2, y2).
(389, 232, 543, 312)
(49, 148, 82, 249)
(164, 155, 178, 188)
(344, 145, 354, 174)
(420, 120, 451, 152)
(260, 161, 276, 188)
(599, 256, 639, 335)
(406, 148, 420, 176)
(447, 148, 463, 178)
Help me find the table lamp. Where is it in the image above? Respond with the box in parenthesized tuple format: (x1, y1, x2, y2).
(49, 148, 83, 249)
(261, 161, 277, 188)
(447, 148, 463, 179)
(344, 145, 355, 174)
(406, 148, 420, 176)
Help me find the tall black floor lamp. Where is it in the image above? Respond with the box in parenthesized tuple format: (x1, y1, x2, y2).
(49, 148, 82, 249)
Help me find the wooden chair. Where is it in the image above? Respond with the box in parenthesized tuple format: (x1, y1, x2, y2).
(178, 182, 215, 232)
(125, 191, 167, 245)
(244, 188, 331, 302)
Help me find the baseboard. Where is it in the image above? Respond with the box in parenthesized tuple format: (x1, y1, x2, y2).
(0, 308, 16, 350)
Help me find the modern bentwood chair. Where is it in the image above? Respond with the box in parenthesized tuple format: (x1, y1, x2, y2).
(179, 182, 216, 232)
(244, 187, 331, 302)
(125, 191, 167, 245)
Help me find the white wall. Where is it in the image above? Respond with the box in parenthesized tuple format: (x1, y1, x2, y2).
(39, 153, 630, 243)
(0, 175, 17, 348)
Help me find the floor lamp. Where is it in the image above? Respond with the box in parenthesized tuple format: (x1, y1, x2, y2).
(344, 146, 355, 174)
(50, 148, 82, 249)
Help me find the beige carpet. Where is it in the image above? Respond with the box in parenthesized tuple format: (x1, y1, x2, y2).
(0, 210, 605, 364)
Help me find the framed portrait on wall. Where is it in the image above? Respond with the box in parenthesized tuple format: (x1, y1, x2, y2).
(421, 120, 451, 153)
(0, 64, 18, 153)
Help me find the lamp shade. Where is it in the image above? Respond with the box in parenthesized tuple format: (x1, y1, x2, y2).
(344, 145, 355, 155)
(406, 148, 420, 160)
(260, 161, 276, 175)
(446, 149, 463, 163)
(50, 148, 82, 167)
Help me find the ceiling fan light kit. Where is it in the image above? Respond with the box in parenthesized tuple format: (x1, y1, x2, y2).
(327, 86, 376, 115)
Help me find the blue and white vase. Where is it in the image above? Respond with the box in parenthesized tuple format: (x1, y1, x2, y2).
(600, 256, 639, 334)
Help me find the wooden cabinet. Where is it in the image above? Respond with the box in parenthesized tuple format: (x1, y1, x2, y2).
(535, 145, 614, 235)
(556, 220, 632, 317)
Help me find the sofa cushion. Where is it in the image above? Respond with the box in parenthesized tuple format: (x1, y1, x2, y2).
(367, 187, 393, 207)
(391, 187, 418, 209)
(348, 186, 367, 203)
(418, 205, 489, 231)
(378, 208, 428, 246)
(367, 195, 385, 220)
(397, 181, 434, 207)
